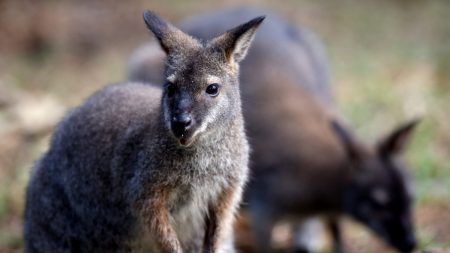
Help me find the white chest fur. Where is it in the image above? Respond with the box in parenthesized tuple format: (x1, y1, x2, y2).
(171, 182, 222, 249)
(169, 148, 237, 250)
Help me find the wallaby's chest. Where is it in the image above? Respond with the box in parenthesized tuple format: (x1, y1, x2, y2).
(159, 140, 246, 183)
(167, 149, 237, 207)
(168, 175, 224, 250)
(168, 145, 244, 233)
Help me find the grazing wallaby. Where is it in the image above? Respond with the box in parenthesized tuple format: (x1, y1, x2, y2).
(24, 10, 264, 253)
(127, 7, 419, 253)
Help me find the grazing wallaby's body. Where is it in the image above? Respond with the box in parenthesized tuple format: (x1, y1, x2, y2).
(24, 11, 264, 253)
(128, 7, 418, 253)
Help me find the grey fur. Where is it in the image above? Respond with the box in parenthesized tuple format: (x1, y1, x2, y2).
(24, 11, 263, 253)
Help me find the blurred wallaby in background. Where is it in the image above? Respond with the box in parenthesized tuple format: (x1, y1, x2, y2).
(128, 7, 419, 253)
(24, 10, 264, 253)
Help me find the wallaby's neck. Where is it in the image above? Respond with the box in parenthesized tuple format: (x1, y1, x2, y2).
(310, 158, 355, 215)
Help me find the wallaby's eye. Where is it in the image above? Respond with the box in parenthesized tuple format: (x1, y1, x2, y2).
(165, 82, 176, 98)
(206, 83, 220, 97)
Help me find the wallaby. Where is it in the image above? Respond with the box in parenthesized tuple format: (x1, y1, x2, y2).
(24, 10, 264, 253)
(128, 7, 418, 253)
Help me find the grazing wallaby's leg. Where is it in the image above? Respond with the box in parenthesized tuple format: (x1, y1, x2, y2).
(292, 218, 326, 253)
(328, 219, 345, 253)
(249, 203, 276, 253)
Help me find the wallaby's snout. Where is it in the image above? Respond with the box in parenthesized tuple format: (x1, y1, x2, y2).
(369, 213, 416, 253)
(166, 96, 199, 147)
(171, 113, 193, 138)
(363, 207, 416, 253)
(384, 211, 416, 253)
(168, 90, 195, 144)
(404, 234, 417, 253)
(398, 228, 417, 253)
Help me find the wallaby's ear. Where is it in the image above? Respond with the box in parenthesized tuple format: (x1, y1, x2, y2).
(378, 118, 420, 156)
(211, 16, 265, 64)
(331, 119, 361, 161)
(143, 10, 197, 55)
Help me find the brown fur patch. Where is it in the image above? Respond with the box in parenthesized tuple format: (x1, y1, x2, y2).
(142, 189, 182, 253)
(205, 186, 241, 253)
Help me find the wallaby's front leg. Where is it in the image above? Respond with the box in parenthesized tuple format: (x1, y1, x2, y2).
(328, 219, 345, 253)
(143, 190, 182, 253)
(204, 205, 218, 253)
(203, 185, 243, 253)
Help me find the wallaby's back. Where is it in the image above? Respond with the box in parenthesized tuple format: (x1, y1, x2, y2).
(182, 7, 332, 104)
(25, 83, 162, 252)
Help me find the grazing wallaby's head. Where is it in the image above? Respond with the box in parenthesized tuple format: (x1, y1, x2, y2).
(332, 119, 420, 253)
(143, 11, 264, 147)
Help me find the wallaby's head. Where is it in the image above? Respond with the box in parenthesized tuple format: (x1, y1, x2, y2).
(143, 11, 264, 147)
(332, 119, 420, 253)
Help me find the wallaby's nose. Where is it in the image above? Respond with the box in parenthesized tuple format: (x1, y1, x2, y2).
(171, 114, 192, 138)
(400, 235, 416, 253)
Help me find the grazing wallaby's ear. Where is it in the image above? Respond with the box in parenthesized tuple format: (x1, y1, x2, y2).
(378, 118, 420, 156)
(211, 16, 265, 64)
(143, 10, 197, 55)
(331, 119, 361, 161)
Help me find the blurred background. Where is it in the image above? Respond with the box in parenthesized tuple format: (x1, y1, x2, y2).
(0, 0, 449, 252)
